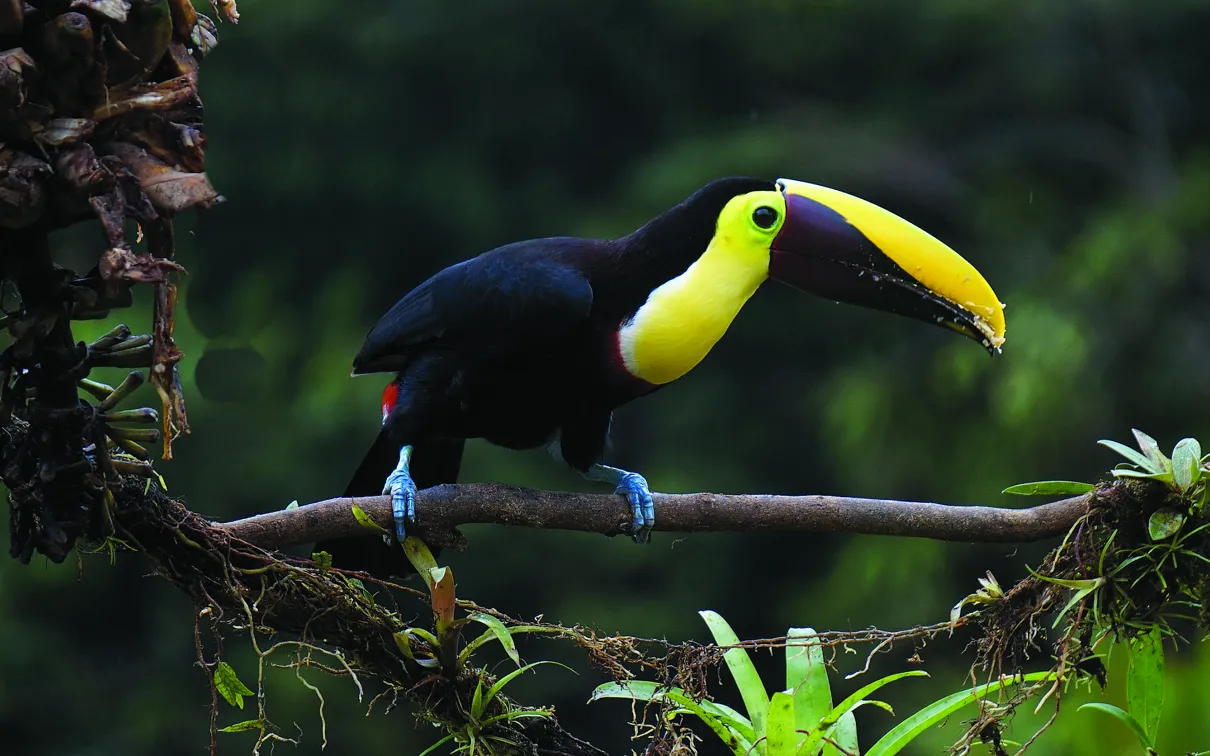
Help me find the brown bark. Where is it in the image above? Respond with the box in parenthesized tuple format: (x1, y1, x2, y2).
(222, 483, 1091, 550)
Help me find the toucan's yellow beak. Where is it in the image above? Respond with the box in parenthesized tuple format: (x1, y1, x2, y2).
(769, 178, 1006, 353)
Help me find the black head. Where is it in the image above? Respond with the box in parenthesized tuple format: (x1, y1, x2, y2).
(624, 176, 778, 255)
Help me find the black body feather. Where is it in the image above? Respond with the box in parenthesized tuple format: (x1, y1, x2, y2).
(325, 177, 773, 576)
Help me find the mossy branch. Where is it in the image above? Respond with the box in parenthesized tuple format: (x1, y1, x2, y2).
(0, 410, 608, 756)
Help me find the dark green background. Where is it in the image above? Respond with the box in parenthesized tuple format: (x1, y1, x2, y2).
(3, 0, 1209, 753)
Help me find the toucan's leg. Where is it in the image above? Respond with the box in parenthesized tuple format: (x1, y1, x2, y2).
(383, 445, 416, 543)
(585, 463, 655, 544)
(550, 416, 656, 543)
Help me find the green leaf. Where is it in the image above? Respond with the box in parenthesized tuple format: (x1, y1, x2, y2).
(417, 732, 458, 756)
(482, 661, 573, 715)
(857, 699, 896, 715)
(285, 500, 299, 510)
(824, 672, 924, 721)
(1100, 439, 1159, 472)
(799, 671, 928, 755)
(1147, 508, 1186, 541)
(1079, 703, 1154, 751)
(403, 536, 439, 578)
(786, 628, 831, 750)
(213, 662, 255, 710)
(396, 627, 443, 673)
(866, 672, 1055, 756)
(1026, 568, 1105, 628)
(351, 504, 389, 536)
(687, 699, 754, 740)
(1127, 629, 1165, 745)
(1111, 469, 1174, 482)
(1173, 438, 1202, 493)
(479, 709, 554, 726)
(1052, 590, 1092, 630)
(393, 631, 416, 659)
(1132, 430, 1167, 470)
(219, 719, 264, 733)
(1002, 481, 1094, 496)
(700, 610, 769, 749)
(766, 691, 796, 756)
(589, 680, 659, 702)
(393, 630, 440, 669)
(343, 576, 375, 605)
(1025, 567, 1104, 591)
(403, 627, 441, 653)
(1098, 529, 1119, 574)
(467, 612, 521, 666)
(590, 682, 755, 738)
(590, 681, 755, 754)
(828, 710, 859, 756)
(311, 550, 332, 572)
(471, 674, 487, 720)
(666, 700, 754, 755)
(460, 624, 566, 666)
(783, 628, 855, 755)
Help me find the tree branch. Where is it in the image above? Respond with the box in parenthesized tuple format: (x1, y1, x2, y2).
(222, 483, 1092, 550)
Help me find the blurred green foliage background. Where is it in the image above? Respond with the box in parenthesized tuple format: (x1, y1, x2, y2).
(3, 0, 1210, 753)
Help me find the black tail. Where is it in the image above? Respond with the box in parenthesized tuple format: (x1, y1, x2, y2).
(315, 430, 464, 578)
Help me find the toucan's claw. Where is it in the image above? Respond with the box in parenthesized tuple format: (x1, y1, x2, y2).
(383, 468, 417, 543)
(615, 472, 655, 544)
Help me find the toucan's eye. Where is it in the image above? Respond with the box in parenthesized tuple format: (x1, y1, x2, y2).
(752, 206, 778, 229)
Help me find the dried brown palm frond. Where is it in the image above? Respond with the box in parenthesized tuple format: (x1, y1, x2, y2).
(1, 0, 236, 562)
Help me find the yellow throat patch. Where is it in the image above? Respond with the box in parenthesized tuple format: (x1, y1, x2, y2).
(617, 189, 785, 385)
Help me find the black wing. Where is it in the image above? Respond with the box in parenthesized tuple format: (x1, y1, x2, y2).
(352, 239, 597, 374)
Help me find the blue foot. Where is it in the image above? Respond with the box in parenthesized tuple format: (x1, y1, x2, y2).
(382, 467, 418, 543)
(615, 472, 655, 544)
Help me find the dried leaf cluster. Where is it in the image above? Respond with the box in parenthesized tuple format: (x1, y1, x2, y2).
(1, 0, 235, 561)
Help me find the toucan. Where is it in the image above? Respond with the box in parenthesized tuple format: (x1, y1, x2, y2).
(316, 177, 1006, 577)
